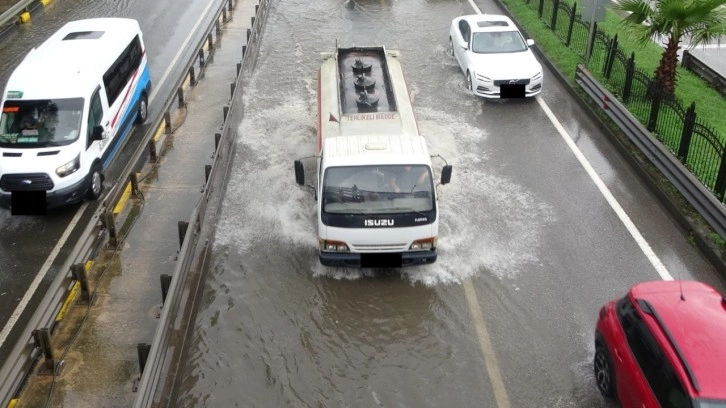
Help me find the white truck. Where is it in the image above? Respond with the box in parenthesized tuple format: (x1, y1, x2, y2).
(295, 46, 452, 268)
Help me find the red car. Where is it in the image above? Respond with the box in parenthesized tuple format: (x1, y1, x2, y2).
(594, 280, 726, 407)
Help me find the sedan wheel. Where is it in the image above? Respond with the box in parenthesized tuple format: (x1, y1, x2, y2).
(466, 71, 473, 93)
(594, 346, 615, 398)
(449, 38, 454, 57)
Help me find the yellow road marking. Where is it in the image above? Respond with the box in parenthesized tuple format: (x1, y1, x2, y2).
(153, 123, 166, 142)
(113, 181, 133, 214)
(463, 279, 511, 408)
(55, 281, 80, 322)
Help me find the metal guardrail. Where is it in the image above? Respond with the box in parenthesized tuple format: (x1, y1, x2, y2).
(0, 0, 43, 35)
(682, 50, 726, 99)
(575, 64, 726, 240)
(132, 0, 269, 406)
(0, 0, 246, 405)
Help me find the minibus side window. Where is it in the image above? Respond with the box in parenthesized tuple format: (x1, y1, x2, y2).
(103, 35, 142, 107)
(86, 89, 103, 149)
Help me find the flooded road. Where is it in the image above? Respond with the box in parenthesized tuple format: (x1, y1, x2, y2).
(165, 0, 723, 406)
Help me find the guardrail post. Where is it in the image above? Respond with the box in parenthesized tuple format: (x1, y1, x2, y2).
(33, 328, 58, 373)
(215, 132, 222, 151)
(223, 105, 229, 122)
(247, 28, 251, 42)
(623, 52, 635, 103)
(104, 210, 118, 248)
(164, 112, 173, 135)
(216, 20, 221, 35)
(207, 33, 214, 53)
(230, 82, 236, 99)
(550, 0, 559, 30)
(565, 2, 576, 46)
(205, 165, 212, 184)
(177, 88, 185, 108)
(242, 45, 247, 59)
(130, 172, 140, 197)
(137, 343, 151, 375)
(189, 66, 196, 86)
(229, 0, 235, 11)
(236, 62, 242, 76)
(148, 138, 158, 163)
(71, 263, 91, 303)
(198, 49, 206, 68)
(160, 274, 172, 304)
(178, 221, 189, 247)
(222, 8, 227, 23)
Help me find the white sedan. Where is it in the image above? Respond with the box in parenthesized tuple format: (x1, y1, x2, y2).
(449, 14, 543, 98)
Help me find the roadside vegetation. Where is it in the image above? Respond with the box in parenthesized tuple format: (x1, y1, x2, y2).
(498, 0, 726, 140)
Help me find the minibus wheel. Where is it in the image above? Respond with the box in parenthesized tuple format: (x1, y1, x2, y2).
(86, 164, 104, 200)
(136, 93, 148, 124)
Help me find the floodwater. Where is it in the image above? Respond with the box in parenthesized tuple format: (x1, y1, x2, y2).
(173, 0, 716, 406)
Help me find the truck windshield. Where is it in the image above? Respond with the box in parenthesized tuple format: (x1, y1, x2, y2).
(0, 98, 84, 148)
(323, 165, 434, 215)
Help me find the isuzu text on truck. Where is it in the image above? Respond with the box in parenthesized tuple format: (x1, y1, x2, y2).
(295, 46, 452, 268)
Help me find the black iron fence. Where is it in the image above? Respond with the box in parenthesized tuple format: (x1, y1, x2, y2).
(520, 0, 726, 201)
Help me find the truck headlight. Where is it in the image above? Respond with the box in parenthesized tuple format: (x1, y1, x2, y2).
(56, 155, 80, 177)
(319, 239, 350, 252)
(410, 237, 436, 251)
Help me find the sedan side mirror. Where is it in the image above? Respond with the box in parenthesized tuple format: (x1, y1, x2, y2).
(526, 39, 535, 47)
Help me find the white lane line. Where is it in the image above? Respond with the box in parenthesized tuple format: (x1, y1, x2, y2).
(148, 0, 217, 103)
(0, 202, 89, 347)
(468, 0, 483, 15)
(463, 280, 511, 408)
(535, 97, 673, 281)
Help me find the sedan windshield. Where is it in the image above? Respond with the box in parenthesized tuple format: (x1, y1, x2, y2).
(0, 98, 84, 148)
(323, 165, 434, 215)
(471, 31, 527, 53)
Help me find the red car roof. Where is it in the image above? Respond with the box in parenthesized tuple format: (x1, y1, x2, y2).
(630, 280, 726, 400)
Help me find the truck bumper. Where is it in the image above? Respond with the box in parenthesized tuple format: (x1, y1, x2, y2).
(319, 250, 437, 268)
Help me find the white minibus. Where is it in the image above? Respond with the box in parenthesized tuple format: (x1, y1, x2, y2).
(0, 18, 151, 212)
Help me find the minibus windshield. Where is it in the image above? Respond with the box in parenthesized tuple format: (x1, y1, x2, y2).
(0, 98, 84, 148)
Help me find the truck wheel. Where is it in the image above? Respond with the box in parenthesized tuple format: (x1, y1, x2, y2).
(86, 164, 104, 201)
(136, 93, 148, 124)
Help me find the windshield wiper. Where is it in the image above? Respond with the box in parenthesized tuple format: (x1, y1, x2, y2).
(388, 207, 428, 218)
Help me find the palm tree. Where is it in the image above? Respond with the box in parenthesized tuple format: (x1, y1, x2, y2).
(613, 0, 726, 95)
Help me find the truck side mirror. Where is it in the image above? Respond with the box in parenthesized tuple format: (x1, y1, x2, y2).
(440, 165, 452, 185)
(294, 160, 305, 185)
(91, 125, 104, 141)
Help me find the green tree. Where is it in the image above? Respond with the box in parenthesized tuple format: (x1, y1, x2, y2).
(614, 0, 726, 95)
